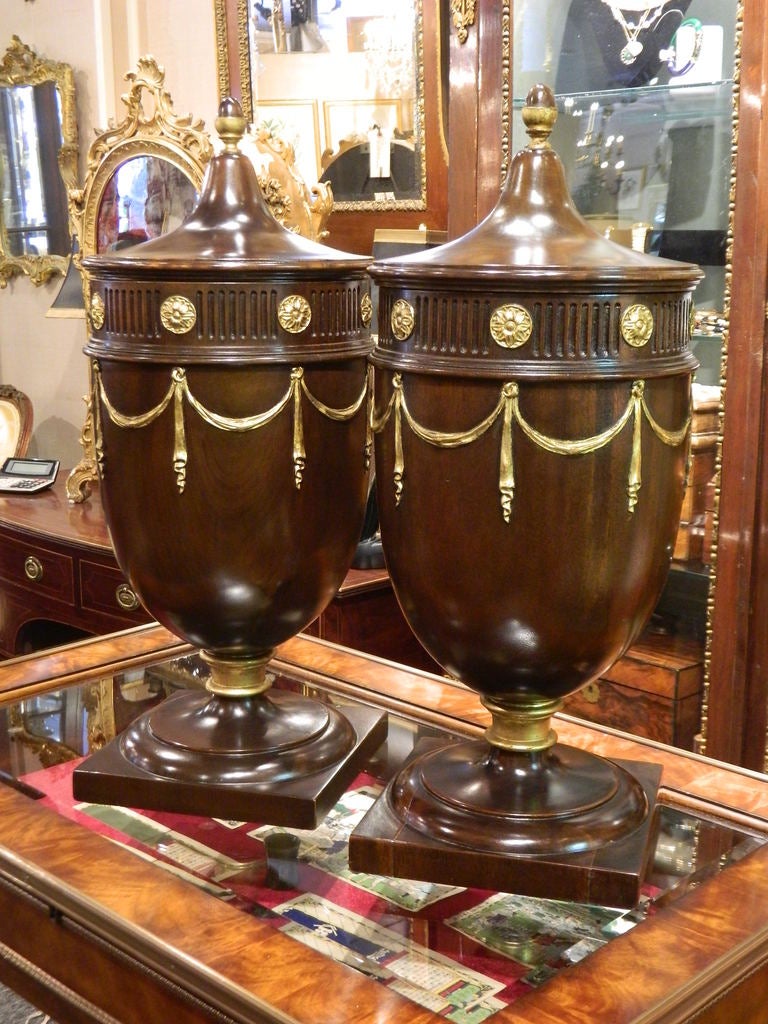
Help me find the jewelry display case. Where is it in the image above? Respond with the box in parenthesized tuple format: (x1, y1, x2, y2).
(0, 627, 767, 1022)
(502, 0, 737, 754)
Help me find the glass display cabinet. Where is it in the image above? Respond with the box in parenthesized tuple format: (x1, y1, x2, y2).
(505, 0, 738, 752)
(0, 627, 767, 1023)
(512, 1, 732, 343)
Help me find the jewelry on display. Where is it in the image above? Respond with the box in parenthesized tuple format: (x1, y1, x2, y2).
(600, 0, 674, 65)
(661, 17, 705, 76)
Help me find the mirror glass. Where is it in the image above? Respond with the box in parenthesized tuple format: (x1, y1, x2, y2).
(511, 0, 734, 388)
(0, 37, 77, 285)
(95, 156, 199, 253)
(248, 0, 424, 209)
(510, 0, 738, 752)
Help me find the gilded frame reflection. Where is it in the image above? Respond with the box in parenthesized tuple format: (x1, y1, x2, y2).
(0, 36, 78, 287)
(213, 0, 428, 213)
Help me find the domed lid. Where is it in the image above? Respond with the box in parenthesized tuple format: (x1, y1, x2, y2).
(370, 84, 700, 288)
(82, 97, 368, 281)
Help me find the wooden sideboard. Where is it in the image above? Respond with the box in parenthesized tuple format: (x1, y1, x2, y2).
(0, 626, 764, 1023)
(0, 474, 439, 669)
(0, 474, 150, 656)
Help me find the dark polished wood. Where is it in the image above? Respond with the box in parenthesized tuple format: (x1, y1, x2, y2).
(445, 0, 507, 239)
(564, 627, 703, 749)
(0, 473, 150, 656)
(0, 630, 767, 1021)
(351, 748, 661, 907)
(364, 86, 699, 897)
(304, 567, 441, 673)
(443, 1, 768, 773)
(77, 102, 379, 824)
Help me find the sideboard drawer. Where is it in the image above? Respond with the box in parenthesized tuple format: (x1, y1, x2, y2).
(80, 559, 148, 623)
(0, 536, 75, 605)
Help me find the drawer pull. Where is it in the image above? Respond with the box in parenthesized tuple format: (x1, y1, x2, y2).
(24, 556, 44, 582)
(115, 583, 140, 611)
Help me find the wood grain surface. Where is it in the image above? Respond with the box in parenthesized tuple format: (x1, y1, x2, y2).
(0, 630, 767, 1021)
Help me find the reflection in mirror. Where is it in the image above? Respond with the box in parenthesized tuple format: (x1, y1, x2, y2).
(95, 156, 198, 253)
(0, 36, 77, 286)
(247, 0, 425, 210)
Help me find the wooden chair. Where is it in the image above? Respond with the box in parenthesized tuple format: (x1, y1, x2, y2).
(0, 385, 33, 462)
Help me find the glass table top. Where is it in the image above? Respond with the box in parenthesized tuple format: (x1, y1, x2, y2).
(1, 651, 764, 1023)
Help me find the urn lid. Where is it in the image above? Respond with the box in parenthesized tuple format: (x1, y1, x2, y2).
(371, 84, 700, 287)
(83, 97, 368, 280)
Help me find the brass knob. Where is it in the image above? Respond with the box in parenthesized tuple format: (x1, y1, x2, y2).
(115, 583, 140, 611)
(582, 681, 601, 705)
(24, 556, 43, 582)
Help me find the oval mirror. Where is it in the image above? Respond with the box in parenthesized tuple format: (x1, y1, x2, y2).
(94, 155, 199, 253)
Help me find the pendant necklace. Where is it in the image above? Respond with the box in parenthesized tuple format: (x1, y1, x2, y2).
(601, 1, 674, 65)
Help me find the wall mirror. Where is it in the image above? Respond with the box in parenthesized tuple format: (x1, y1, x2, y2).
(216, 0, 428, 213)
(0, 36, 78, 287)
(66, 56, 213, 503)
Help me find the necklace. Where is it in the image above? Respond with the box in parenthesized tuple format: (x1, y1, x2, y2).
(601, 1, 674, 65)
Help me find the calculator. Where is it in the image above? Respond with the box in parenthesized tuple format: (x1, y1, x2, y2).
(0, 457, 60, 493)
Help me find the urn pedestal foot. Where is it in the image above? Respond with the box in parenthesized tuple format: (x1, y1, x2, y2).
(73, 657, 387, 828)
(349, 737, 661, 908)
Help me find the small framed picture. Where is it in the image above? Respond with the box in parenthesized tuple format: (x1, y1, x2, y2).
(253, 99, 322, 186)
(618, 167, 646, 214)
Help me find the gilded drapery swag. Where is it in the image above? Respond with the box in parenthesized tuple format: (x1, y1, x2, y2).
(92, 361, 370, 493)
(371, 374, 691, 521)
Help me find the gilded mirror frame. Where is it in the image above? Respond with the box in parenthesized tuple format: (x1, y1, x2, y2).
(213, 0, 428, 213)
(0, 35, 78, 287)
(67, 56, 213, 502)
(70, 56, 212, 261)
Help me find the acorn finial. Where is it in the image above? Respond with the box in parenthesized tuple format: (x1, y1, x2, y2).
(521, 84, 557, 148)
(215, 96, 247, 153)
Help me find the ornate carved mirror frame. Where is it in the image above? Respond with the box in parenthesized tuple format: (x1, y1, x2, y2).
(0, 36, 78, 287)
(67, 56, 213, 502)
(214, 0, 449, 252)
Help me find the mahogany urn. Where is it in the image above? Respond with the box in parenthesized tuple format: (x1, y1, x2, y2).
(349, 85, 701, 905)
(72, 99, 385, 826)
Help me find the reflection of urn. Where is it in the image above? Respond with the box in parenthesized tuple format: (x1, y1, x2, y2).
(72, 99, 386, 826)
(350, 86, 700, 906)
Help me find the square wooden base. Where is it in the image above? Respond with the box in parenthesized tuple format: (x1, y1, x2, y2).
(350, 741, 662, 908)
(73, 704, 387, 829)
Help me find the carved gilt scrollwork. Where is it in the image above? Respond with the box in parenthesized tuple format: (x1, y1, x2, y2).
(0, 36, 78, 287)
(451, 0, 478, 43)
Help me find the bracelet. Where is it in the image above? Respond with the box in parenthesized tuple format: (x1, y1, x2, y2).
(664, 17, 704, 77)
